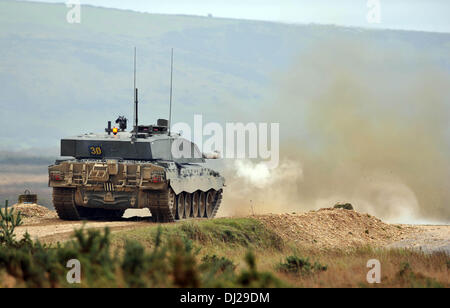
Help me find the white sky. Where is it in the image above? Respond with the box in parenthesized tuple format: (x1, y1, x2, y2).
(21, 0, 450, 33)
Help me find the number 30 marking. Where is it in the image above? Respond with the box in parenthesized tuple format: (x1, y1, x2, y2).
(89, 146, 102, 156)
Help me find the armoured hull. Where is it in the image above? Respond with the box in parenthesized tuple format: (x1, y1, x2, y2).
(49, 159, 224, 222)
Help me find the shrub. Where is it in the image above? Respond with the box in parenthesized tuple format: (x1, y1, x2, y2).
(236, 252, 284, 288)
(169, 236, 200, 288)
(278, 255, 328, 275)
(0, 200, 23, 246)
(334, 203, 354, 211)
(121, 240, 148, 287)
(399, 262, 411, 277)
(201, 254, 236, 273)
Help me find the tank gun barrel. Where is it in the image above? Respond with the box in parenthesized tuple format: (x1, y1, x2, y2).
(203, 151, 221, 160)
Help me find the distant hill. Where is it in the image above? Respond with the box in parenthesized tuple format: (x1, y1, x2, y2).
(1, 0, 449, 151)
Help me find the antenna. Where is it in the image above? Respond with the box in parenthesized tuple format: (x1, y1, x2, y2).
(168, 48, 174, 136)
(133, 47, 139, 136)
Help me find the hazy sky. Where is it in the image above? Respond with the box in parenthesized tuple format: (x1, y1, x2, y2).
(22, 0, 450, 33)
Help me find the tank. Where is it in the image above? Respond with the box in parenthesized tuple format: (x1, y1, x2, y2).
(48, 117, 225, 222)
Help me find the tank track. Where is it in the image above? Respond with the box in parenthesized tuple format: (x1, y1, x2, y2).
(53, 188, 125, 221)
(148, 189, 176, 223)
(53, 188, 80, 221)
(211, 189, 223, 218)
(148, 189, 223, 223)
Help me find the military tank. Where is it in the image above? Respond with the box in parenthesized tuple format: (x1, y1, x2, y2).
(48, 52, 225, 222)
(48, 115, 225, 222)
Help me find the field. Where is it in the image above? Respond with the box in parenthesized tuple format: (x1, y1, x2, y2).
(1, 205, 449, 288)
(109, 217, 449, 288)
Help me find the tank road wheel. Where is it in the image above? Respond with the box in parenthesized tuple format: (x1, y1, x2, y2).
(185, 193, 193, 218)
(198, 191, 207, 218)
(53, 188, 81, 221)
(192, 192, 199, 218)
(205, 191, 216, 218)
(176, 193, 186, 220)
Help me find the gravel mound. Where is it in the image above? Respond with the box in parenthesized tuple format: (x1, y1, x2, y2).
(12, 203, 58, 225)
(254, 208, 417, 250)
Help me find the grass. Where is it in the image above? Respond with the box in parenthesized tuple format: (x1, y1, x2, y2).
(109, 218, 449, 288)
(273, 246, 449, 288)
(0, 214, 448, 288)
(111, 218, 285, 252)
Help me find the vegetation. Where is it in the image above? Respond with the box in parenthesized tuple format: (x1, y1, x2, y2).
(201, 255, 236, 273)
(111, 218, 284, 251)
(278, 256, 328, 275)
(334, 203, 354, 211)
(0, 200, 24, 246)
(0, 211, 448, 288)
(0, 214, 283, 287)
(395, 261, 445, 288)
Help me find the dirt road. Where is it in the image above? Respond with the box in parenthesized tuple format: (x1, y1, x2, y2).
(12, 206, 152, 243)
(15, 218, 149, 243)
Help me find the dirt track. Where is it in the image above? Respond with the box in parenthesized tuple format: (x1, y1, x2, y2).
(13, 205, 151, 244)
(15, 219, 149, 243)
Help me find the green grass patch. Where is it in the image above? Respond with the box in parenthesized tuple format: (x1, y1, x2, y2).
(111, 218, 285, 252)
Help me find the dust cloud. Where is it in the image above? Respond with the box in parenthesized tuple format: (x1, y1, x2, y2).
(221, 38, 450, 224)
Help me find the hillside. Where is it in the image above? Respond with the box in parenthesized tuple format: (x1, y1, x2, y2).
(1, 0, 449, 150)
(1, 1, 449, 220)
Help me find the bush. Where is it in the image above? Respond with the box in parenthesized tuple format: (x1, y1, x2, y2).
(398, 262, 411, 277)
(278, 255, 328, 275)
(334, 203, 354, 211)
(235, 252, 284, 288)
(169, 236, 200, 288)
(0, 227, 117, 287)
(121, 240, 148, 287)
(120, 227, 201, 288)
(201, 254, 236, 273)
(0, 200, 23, 246)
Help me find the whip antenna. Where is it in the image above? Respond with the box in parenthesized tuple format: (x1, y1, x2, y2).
(168, 48, 174, 136)
(133, 47, 139, 136)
